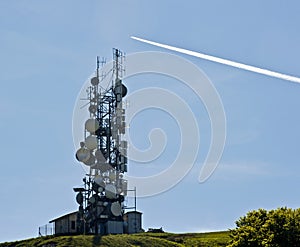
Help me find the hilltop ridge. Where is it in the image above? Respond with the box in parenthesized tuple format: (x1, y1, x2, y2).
(0, 231, 230, 247)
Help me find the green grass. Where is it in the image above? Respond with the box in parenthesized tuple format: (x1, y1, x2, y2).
(0, 231, 230, 247)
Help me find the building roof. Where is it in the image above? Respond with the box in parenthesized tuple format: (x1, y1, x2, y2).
(125, 211, 142, 215)
(49, 211, 77, 223)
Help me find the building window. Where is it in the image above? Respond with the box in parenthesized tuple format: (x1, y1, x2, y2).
(71, 220, 76, 230)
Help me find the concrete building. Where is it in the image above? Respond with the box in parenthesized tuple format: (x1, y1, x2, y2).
(49, 210, 143, 235)
(124, 211, 143, 234)
(49, 212, 78, 235)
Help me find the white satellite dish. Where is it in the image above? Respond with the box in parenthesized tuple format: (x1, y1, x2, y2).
(105, 184, 117, 199)
(95, 149, 106, 162)
(92, 162, 112, 173)
(85, 119, 100, 133)
(109, 171, 116, 181)
(90, 162, 102, 170)
(110, 202, 122, 216)
(85, 135, 98, 150)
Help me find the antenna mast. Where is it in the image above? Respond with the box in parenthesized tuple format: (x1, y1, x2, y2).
(74, 49, 128, 234)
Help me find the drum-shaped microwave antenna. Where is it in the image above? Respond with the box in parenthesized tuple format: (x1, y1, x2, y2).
(113, 82, 128, 98)
(76, 192, 84, 204)
(76, 147, 90, 162)
(89, 105, 97, 114)
(91, 77, 99, 86)
(83, 153, 96, 166)
(85, 119, 100, 133)
(85, 135, 98, 150)
(94, 175, 105, 187)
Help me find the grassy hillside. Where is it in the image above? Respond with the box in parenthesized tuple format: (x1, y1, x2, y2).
(0, 231, 230, 247)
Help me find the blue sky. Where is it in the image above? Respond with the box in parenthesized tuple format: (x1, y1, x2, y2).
(1, 0, 300, 242)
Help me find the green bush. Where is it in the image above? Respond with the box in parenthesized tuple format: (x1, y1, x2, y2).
(228, 207, 300, 247)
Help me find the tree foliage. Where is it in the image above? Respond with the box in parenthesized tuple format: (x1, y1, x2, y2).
(228, 207, 300, 247)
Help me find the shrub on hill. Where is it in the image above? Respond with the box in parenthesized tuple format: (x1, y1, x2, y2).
(228, 207, 300, 247)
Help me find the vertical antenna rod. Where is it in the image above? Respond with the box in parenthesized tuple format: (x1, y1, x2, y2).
(96, 56, 100, 78)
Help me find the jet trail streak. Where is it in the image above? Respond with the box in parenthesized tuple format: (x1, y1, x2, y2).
(131, 36, 300, 84)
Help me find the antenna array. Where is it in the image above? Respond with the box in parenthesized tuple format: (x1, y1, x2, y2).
(74, 49, 128, 234)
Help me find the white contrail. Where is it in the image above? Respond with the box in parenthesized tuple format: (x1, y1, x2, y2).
(131, 36, 300, 84)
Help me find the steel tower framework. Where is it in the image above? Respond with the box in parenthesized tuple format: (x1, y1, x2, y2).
(74, 49, 128, 234)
